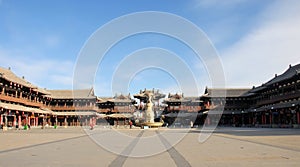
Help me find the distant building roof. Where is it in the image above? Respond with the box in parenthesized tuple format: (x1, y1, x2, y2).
(98, 94, 134, 104)
(48, 88, 95, 99)
(203, 88, 251, 97)
(164, 93, 191, 103)
(134, 89, 165, 101)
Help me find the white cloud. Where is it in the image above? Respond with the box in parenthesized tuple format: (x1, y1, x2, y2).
(221, 0, 300, 88)
(0, 48, 74, 89)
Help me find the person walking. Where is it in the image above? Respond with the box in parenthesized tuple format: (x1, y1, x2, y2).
(129, 121, 133, 129)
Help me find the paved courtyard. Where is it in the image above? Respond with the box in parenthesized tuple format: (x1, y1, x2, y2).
(0, 127, 300, 167)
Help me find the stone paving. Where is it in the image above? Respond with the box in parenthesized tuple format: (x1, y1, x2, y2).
(0, 127, 300, 167)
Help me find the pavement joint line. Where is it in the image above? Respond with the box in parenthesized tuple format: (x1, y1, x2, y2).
(108, 130, 145, 167)
(0, 134, 89, 154)
(155, 130, 192, 167)
(214, 134, 300, 152)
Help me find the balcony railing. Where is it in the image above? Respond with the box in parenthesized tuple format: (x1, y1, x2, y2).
(167, 106, 203, 112)
(256, 90, 300, 106)
(0, 93, 44, 108)
(50, 106, 99, 111)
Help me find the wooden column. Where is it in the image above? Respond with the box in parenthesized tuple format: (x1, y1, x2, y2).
(0, 114, 2, 125)
(64, 117, 67, 126)
(18, 115, 21, 128)
(297, 112, 300, 124)
(35, 117, 38, 126)
(262, 114, 266, 124)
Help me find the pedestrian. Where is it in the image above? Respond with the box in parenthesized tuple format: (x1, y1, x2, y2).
(129, 121, 132, 129)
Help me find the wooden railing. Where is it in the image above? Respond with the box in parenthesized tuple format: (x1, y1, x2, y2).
(256, 90, 300, 106)
(50, 106, 99, 111)
(112, 108, 135, 113)
(0, 93, 44, 108)
(167, 106, 203, 112)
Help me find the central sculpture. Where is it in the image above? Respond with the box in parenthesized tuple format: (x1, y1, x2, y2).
(134, 89, 165, 127)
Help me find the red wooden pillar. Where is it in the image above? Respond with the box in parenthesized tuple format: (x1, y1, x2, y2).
(0, 114, 3, 126)
(18, 115, 21, 127)
(35, 117, 38, 126)
(269, 114, 272, 124)
(263, 114, 266, 124)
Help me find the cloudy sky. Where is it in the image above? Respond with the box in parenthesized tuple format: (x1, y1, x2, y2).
(0, 0, 299, 96)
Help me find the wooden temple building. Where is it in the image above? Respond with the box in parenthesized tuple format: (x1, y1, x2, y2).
(201, 64, 300, 128)
(0, 67, 52, 129)
(0, 63, 300, 129)
(47, 89, 98, 126)
(97, 94, 135, 126)
(162, 93, 204, 127)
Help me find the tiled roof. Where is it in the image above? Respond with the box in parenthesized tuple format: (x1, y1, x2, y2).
(98, 94, 134, 103)
(203, 88, 251, 97)
(0, 102, 52, 114)
(0, 67, 50, 95)
(0, 67, 36, 88)
(48, 88, 95, 99)
(265, 64, 300, 86)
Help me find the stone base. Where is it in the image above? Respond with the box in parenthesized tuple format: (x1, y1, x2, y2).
(141, 122, 163, 128)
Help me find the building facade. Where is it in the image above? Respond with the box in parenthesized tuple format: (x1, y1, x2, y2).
(201, 64, 300, 128)
(1, 63, 300, 129)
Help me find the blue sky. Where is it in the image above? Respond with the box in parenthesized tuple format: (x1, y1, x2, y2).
(0, 0, 300, 96)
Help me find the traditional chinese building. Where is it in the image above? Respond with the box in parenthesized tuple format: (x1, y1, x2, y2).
(47, 88, 98, 126)
(200, 88, 252, 126)
(162, 93, 204, 127)
(1, 63, 300, 129)
(201, 64, 300, 128)
(0, 67, 52, 129)
(246, 64, 300, 127)
(97, 94, 135, 126)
